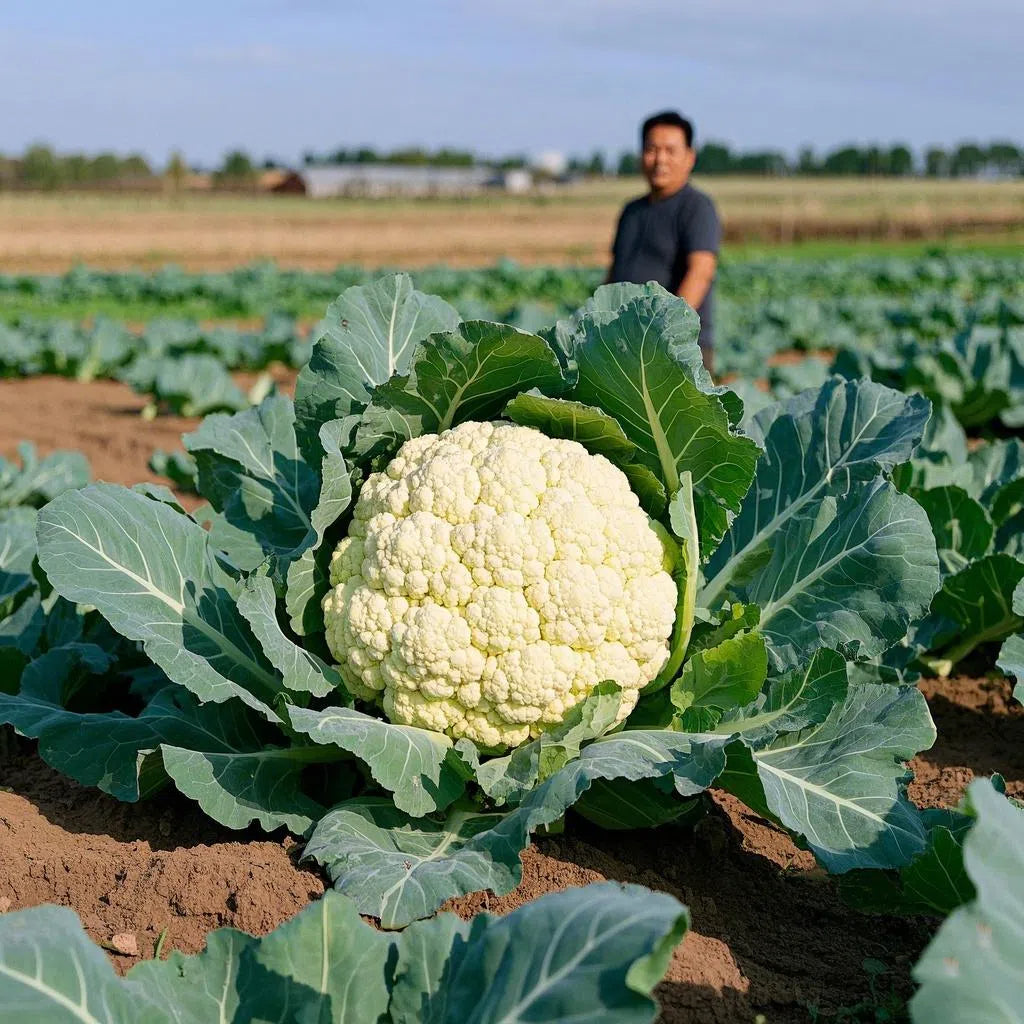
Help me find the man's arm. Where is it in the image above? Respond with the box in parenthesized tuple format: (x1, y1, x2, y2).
(677, 250, 717, 310)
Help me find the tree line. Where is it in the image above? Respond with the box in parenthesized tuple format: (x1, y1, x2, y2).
(1, 139, 1021, 190)
(0, 145, 154, 189)
(302, 147, 530, 169)
(599, 140, 1023, 178)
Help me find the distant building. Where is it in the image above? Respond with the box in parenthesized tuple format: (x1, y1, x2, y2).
(500, 168, 534, 194)
(533, 151, 568, 177)
(258, 169, 292, 191)
(268, 171, 306, 195)
(269, 164, 536, 198)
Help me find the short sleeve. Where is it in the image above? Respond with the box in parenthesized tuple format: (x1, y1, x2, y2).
(683, 193, 722, 254)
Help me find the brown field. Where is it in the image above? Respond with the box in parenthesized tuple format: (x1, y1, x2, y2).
(1, 176, 1023, 272)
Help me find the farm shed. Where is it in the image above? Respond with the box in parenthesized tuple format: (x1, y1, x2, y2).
(272, 164, 531, 198)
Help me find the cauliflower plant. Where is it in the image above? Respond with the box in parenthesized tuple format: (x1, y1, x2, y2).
(323, 421, 678, 750)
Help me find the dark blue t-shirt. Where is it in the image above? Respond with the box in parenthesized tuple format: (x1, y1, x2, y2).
(610, 183, 722, 348)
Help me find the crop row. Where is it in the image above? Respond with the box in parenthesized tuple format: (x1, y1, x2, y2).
(3, 267, 1024, 429)
(4, 253, 1024, 313)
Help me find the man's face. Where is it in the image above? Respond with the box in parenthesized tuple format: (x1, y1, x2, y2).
(641, 124, 695, 196)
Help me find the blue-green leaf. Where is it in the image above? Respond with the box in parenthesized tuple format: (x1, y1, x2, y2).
(911, 780, 1024, 1023)
(36, 484, 281, 722)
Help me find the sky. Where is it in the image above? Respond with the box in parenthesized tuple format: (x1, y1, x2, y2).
(2, 0, 1022, 167)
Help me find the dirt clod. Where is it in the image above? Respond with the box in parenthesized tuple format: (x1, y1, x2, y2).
(109, 933, 139, 956)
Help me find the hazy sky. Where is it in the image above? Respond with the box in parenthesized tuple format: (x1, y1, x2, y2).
(3, 0, 1021, 166)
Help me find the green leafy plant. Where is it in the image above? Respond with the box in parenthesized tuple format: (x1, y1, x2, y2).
(0, 441, 89, 509)
(910, 779, 1024, 1022)
(834, 317, 1024, 432)
(0, 276, 943, 927)
(0, 882, 687, 1024)
(887, 414, 1024, 677)
(148, 448, 199, 493)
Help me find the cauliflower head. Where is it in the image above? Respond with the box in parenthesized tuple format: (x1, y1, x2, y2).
(323, 421, 677, 750)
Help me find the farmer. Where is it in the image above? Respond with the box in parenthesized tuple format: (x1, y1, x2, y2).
(607, 110, 722, 373)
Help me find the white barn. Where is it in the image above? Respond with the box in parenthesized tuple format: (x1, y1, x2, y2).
(276, 164, 532, 198)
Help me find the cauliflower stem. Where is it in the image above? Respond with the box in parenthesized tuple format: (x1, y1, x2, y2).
(649, 471, 699, 693)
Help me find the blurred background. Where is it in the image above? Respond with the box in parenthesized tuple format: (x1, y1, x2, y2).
(2, 0, 1022, 271)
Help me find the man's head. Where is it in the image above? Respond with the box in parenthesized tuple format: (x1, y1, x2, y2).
(640, 111, 695, 198)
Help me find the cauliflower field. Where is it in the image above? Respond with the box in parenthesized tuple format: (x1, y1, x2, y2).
(1, 263, 1023, 1022)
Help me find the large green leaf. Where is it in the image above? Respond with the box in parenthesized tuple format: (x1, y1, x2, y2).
(703, 378, 932, 606)
(389, 882, 688, 1024)
(236, 573, 340, 698)
(128, 929, 258, 1024)
(0, 592, 44, 657)
(544, 280, 667, 366)
(573, 776, 703, 831)
(913, 485, 994, 576)
(738, 479, 939, 671)
(928, 554, 1024, 674)
(502, 391, 638, 462)
(670, 630, 768, 728)
(287, 704, 464, 816)
(0, 506, 37, 614)
(911, 780, 1024, 1023)
(620, 460, 669, 517)
(192, 502, 266, 573)
(566, 293, 759, 553)
(155, 697, 331, 834)
(36, 484, 281, 722)
(716, 647, 849, 746)
(0, 643, 151, 800)
(0, 905, 169, 1024)
(841, 809, 975, 917)
(285, 417, 355, 635)
(293, 274, 461, 453)
(356, 320, 567, 445)
(183, 394, 322, 569)
(304, 798, 522, 928)
(308, 729, 729, 926)
(220, 891, 393, 1024)
(891, 403, 970, 493)
(999, 634, 1024, 703)
(966, 437, 1024, 503)
(721, 681, 935, 872)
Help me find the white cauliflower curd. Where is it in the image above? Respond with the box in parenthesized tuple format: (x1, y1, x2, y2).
(323, 421, 677, 750)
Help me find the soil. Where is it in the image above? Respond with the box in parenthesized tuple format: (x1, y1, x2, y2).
(2, 377, 1022, 1022)
(3, 182, 1024, 272)
(0, 377, 203, 500)
(0, 374, 296, 512)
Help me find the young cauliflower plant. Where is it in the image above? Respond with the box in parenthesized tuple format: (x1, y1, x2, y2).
(323, 421, 677, 749)
(14, 274, 942, 931)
